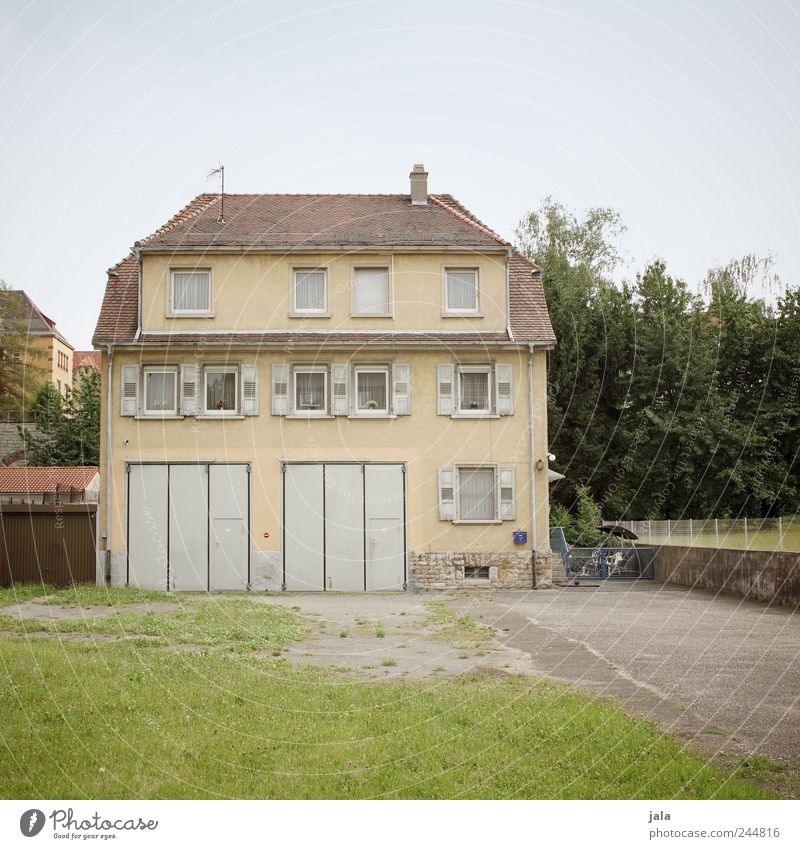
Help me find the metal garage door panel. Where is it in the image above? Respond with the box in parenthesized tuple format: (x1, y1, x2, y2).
(128, 464, 168, 590)
(325, 464, 364, 591)
(209, 464, 249, 591)
(168, 464, 209, 592)
(284, 464, 324, 591)
(365, 464, 405, 591)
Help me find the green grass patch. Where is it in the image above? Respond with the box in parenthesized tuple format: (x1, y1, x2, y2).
(0, 584, 176, 609)
(424, 600, 496, 649)
(0, 583, 58, 607)
(0, 599, 304, 653)
(0, 636, 772, 800)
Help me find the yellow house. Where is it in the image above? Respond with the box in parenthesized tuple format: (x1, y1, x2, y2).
(11, 291, 74, 400)
(93, 165, 557, 592)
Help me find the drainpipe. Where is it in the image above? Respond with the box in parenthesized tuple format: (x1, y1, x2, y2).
(505, 248, 513, 341)
(105, 344, 113, 584)
(528, 343, 537, 588)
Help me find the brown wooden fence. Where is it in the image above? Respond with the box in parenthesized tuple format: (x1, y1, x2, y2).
(0, 503, 97, 586)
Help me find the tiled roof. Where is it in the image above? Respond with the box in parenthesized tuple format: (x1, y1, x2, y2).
(9, 290, 73, 347)
(508, 253, 556, 344)
(93, 255, 138, 347)
(135, 193, 511, 250)
(73, 351, 101, 370)
(0, 466, 98, 494)
(93, 193, 555, 347)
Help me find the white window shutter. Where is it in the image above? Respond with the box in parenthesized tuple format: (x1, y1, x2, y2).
(495, 363, 514, 415)
(438, 467, 455, 521)
(499, 468, 516, 520)
(120, 364, 139, 416)
(392, 363, 411, 415)
(272, 363, 289, 415)
(180, 363, 199, 415)
(241, 364, 259, 416)
(437, 363, 454, 415)
(332, 363, 349, 416)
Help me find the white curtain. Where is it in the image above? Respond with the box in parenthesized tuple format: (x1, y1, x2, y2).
(459, 468, 495, 521)
(146, 371, 175, 412)
(446, 271, 477, 310)
(459, 372, 489, 410)
(295, 372, 325, 410)
(173, 272, 210, 311)
(357, 371, 387, 411)
(354, 268, 389, 314)
(295, 271, 326, 311)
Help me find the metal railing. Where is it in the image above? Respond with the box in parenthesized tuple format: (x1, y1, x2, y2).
(567, 546, 656, 580)
(606, 517, 800, 552)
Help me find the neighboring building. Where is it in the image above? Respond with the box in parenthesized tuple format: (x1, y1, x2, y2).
(93, 165, 557, 592)
(72, 350, 101, 391)
(0, 466, 99, 505)
(10, 291, 74, 399)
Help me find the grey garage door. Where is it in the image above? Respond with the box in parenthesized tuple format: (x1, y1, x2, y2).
(283, 462, 406, 591)
(127, 463, 249, 591)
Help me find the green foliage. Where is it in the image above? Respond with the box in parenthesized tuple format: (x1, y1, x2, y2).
(20, 368, 100, 466)
(550, 485, 603, 546)
(518, 201, 800, 520)
(0, 282, 46, 416)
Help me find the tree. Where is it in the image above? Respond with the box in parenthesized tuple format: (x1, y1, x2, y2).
(20, 368, 100, 466)
(0, 281, 46, 416)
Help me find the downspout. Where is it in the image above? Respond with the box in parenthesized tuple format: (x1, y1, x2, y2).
(105, 343, 114, 584)
(528, 343, 537, 588)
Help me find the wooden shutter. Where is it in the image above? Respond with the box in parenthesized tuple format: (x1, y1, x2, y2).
(392, 363, 411, 415)
(331, 363, 349, 416)
(495, 363, 514, 415)
(437, 363, 454, 415)
(499, 467, 516, 520)
(120, 364, 139, 416)
(438, 467, 455, 521)
(241, 364, 259, 416)
(272, 363, 289, 415)
(180, 363, 199, 416)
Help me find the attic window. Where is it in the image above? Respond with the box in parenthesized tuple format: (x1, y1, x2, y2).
(171, 270, 211, 315)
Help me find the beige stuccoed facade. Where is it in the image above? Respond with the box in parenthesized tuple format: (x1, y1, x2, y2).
(95, 182, 556, 592)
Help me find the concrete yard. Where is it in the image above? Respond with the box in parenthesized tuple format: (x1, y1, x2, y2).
(268, 583, 800, 765)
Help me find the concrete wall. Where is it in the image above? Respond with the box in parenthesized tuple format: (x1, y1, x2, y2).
(656, 544, 800, 607)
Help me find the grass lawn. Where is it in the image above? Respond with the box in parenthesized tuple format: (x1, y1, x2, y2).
(0, 589, 778, 800)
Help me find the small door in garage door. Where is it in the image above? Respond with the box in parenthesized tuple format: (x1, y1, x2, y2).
(168, 464, 209, 592)
(325, 464, 364, 591)
(283, 464, 324, 591)
(128, 464, 168, 590)
(365, 464, 405, 591)
(209, 464, 249, 591)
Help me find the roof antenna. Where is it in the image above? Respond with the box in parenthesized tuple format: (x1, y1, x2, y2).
(207, 162, 225, 223)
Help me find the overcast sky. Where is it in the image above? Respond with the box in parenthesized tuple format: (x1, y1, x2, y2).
(1, 0, 798, 349)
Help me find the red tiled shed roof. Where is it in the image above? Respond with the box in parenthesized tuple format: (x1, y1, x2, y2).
(0, 466, 99, 494)
(73, 351, 101, 370)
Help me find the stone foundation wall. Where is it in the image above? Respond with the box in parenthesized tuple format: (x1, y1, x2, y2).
(409, 550, 553, 590)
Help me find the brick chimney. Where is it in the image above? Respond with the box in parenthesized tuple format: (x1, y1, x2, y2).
(409, 163, 428, 205)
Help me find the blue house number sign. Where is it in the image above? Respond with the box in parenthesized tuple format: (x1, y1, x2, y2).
(513, 530, 528, 545)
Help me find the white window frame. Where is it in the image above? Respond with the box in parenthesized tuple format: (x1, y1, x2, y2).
(455, 365, 493, 417)
(352, 266, 392, 317)
(292, 267, 329, 316)
(443, 267, 480, 316)
(143, 366, 178, 417)
(292, 365, 328, 416)
(169, 269, 212, 316)
(203, 366, 239, 416)
(353, 365, 390, 416)
(454, 464, 500, 524)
